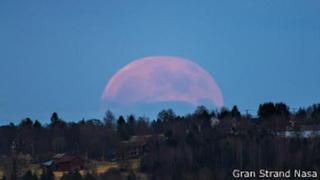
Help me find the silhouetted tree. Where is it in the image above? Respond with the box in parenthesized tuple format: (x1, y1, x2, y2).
(50, 112, 66, 128)
(219, 107, 231, 119)
(127, 171, 136, 180)
(100, 168, 123, 180)
(104, 110, 115, 129)
(22, 170, 38, 180)
(157, 109, 176, 123)
(10, 159, 17, 180)
(2, 103, 320, 180)
(136, 116, 150, 135)
(127, 115, 136, 136)
(83, 173, 96, 180)
(61, 170, 82, 180)
(52, 137, 67, 153)
(40, 170, 54, 180)
(231, 105, 241, 119)
(310, 104, 320, 122)
(117, 116, 129, 141)
(274, 102, 290, 117)
(50, 112, 60, 124)
(33, 120, 42, 129)
(19, 118, 33, 128)
(258, 102, 276, 119)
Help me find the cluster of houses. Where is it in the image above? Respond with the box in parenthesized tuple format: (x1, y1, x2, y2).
(41, 134, 165, 173)
(283, 124, 320, 138)
(39, 117, 320, 175)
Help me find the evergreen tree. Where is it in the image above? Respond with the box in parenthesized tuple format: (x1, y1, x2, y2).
(104, 110, 115, 129)
(231, 105, 241, 118)
(71, 171, 82, 180)
(127, 171, 136, 180)
(10, 159, 17, 180)
(22, 170, 38, 180)
(127, 115, 136, 136)
(83, 173, 96, 180)
(50, 112, 66, 128)
(117, 116, 129, 141)
(51, 112, 60, 124)
(258, 102, 276, 119)
(20, 118, 33, 128)
(40, 170, 54, 180)
(33, 120, 42, 129)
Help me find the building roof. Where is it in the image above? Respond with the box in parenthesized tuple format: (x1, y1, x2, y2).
(287, 125, 320, 131)
(53, 153, 66, 159)
(42, 160, 53, 166)
(54, 155, 83, 164)
(120, 134, 165, 146)
(300, 125, 320, 131)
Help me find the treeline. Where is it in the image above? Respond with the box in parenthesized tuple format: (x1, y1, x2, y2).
(0, 110, 151, 159)
(1, 102, 320, 179)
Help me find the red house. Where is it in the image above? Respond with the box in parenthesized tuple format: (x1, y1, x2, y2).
(43, 154, 85, 172)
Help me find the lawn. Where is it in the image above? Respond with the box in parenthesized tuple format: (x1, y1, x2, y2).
(95, 161, 119, 174)
(0, 159, 141, 179)
(95, 159, 140, 174)
(53, 170, 86, 180)
(0, 166, 4, 178)
(52, 162, 122, 180)
(128, 159, 140, 171)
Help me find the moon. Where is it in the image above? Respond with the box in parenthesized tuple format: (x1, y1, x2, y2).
(102, 56, 224, 109)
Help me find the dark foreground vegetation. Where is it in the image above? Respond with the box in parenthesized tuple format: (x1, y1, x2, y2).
(1, 102, 320, 179)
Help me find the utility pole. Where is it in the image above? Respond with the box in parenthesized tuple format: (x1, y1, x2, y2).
(245, 109, 249, 117)
(291, 107, 298, 114)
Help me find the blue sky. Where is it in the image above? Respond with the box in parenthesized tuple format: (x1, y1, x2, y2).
(0, 0, 319, 124)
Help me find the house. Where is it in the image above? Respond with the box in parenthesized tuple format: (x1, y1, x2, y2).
(280, 124, 320, 138)
(42, 154, 85, 172)
(116, 134, 164, 160)
(210, 117, 220, 127)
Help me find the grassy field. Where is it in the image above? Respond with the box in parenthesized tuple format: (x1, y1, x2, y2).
(130, 159, 140, 170)
(95, 159, 139, 174)
(53, 170, 86, 180)
(0, 159, 141, 180)
(95, 161, 119, 174)
(28, 164, 42, 177)
(51, 159, 141, 180)
(0, 166, 4, 179)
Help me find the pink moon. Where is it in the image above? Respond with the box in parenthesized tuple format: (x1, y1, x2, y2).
(102, 56, 224, 108)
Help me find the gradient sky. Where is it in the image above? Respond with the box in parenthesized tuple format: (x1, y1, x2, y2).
(0, 0, 319, 124)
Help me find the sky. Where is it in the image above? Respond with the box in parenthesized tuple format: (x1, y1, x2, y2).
(0, 0, 319, 124)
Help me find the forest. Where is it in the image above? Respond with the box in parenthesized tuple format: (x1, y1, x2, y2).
(1, 102, 320, 180)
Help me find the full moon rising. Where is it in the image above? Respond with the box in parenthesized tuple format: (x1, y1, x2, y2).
(102, 56, 224, 109)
